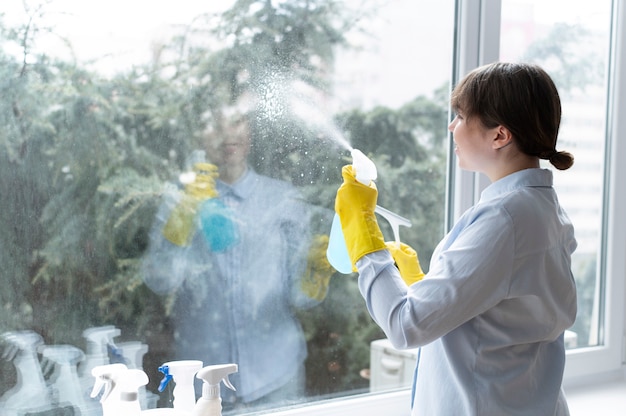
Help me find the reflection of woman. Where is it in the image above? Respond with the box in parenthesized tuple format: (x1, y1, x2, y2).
(142, 110, 332, 411)
(335, 63, 577, 415)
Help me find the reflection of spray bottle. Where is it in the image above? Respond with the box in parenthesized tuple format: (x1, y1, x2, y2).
(190, 364, 238, 416)
(327, 149, 412, 274)
(81, 326, 122, 374)
(90, 363, 128, 416)
(158, 360, 203, 413)
(0, 331, 52, 416)
(199, 198, 239, 252)
(40, 344, 87, 414)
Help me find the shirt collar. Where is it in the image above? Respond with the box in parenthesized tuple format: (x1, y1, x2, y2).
(216, 167, 258, 200)
(480, 168, 553, 203)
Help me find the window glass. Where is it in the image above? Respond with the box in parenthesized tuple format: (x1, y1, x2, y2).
(0, 0, 453, 414)
(500, 0, 613, 349)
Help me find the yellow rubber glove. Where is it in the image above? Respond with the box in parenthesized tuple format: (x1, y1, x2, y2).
(386, 241, 425, 286)
(162, 162, 219, 246)
(335, 165, 386, 268)
(301, 234, 335, 301)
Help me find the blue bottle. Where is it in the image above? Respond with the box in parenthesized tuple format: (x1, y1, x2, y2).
(199, 199, 239, 252)
(326, 213, 353, 274)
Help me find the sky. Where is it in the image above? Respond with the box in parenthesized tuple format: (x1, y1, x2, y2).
(2, 0, 453, 110)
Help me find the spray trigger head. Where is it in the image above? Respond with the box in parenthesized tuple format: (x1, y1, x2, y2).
(157, 364, 173, 392)
(90, 363, 127, 401)
(196, 363, 238, 399)
(350, 148, 377, 185)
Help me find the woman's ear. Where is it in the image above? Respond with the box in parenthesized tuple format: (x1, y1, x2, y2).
(493, 125, 513, 150)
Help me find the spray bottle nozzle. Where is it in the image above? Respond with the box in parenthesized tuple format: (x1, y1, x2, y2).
(157, 365, 173, 392)
(350, 148, 377, 185)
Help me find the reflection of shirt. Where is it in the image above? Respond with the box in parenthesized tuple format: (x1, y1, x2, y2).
(143, 168, 317, 403)
(358, 168, 577, 416)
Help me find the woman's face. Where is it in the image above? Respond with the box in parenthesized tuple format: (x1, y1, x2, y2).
(448, 112, 496, 173)
(206, 117, 251, 169)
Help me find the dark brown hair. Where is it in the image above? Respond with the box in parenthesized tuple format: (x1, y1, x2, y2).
(450, 62, 574, 170)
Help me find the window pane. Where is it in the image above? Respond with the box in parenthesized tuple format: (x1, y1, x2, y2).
(0, 0, 452, 414)
(500, 0, 613, 349)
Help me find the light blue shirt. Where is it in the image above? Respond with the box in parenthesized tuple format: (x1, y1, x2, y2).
(143, 168, 318, 403)
(358, 168, 577, 416)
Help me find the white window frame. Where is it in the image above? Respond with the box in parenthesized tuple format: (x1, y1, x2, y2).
(562, 0, 626, 387)
(265, 0, 626, 414)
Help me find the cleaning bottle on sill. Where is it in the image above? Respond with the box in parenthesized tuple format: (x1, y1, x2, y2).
(117, 369, 149, 416)
(90, 363, 128, 416)
(158, 360, 203, 413)
(191, 364, 238, 416)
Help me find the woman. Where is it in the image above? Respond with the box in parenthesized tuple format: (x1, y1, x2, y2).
(335, 62, 577, 415)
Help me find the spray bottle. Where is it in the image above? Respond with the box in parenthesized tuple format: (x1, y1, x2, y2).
(118, 341, 158, 409)
(0, 331, 52, 415)
(327, 149, 412, 273)
(191, 364, 238, 416)
(90, 363, 128, 416)
(158, 360, 203, 413)
(81, 326, 122, 374)
(40, 344, 87, 414)
(117, 369, 149, 416)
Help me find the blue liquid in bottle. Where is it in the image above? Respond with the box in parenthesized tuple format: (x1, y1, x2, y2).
(199, 199, 239, 252)
(326, 214, 353, 274)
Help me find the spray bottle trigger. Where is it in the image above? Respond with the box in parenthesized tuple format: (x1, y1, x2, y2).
(157, 365, 173, 392)
(222, 374, 236, 392)
(90, 375, 114, 403)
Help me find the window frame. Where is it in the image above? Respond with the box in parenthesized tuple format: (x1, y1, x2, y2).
(562, 0, 626, 387)
(260, 0, 626, 413)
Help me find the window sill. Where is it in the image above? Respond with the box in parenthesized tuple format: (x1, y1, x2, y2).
(565, 369, 626, 416)
(262, 369, 626, 416)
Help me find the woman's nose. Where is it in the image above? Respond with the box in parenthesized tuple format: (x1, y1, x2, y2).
(448, 118, 456, 132)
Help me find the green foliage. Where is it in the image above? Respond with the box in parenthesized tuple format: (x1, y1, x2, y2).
(522, 23, 605, 93)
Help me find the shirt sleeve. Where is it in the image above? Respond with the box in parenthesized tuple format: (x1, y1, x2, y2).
(358, 204, 515, 349)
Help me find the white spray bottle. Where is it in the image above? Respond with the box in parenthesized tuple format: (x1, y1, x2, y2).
(191, 364, 238, 416)
(158, 360, 203, 413)
(117, 369, 149, 416)
(40, 344, 87, 413)
(118, 341, 159, 409)
(90, 363, 128, 416)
